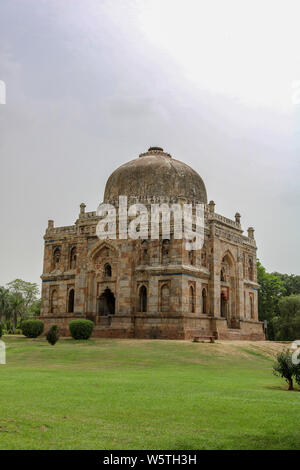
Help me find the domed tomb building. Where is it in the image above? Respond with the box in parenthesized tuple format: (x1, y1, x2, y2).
(40, 147, 264, 340)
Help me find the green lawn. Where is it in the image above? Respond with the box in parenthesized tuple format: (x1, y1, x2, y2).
(0, 336, 299, 450)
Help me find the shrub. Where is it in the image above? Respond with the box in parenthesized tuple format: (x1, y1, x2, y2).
(0, 324, 2, 338)
(69, 319, 94, 340)
(21, 320, 44, 338)
(14, 329, 22, 335)
(46, 325, 60, 345)
(273, 349, 297, 390)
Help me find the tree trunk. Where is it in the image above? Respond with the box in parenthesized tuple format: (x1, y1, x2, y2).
(13, 312, 17, 333)
(288, 378, 294, 391)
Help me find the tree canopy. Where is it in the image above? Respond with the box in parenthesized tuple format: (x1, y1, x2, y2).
(0, 279, 40, 332)
(258, 260, 300, 340)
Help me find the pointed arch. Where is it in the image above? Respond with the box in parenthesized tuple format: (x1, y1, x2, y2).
(221, 249, 235, 268)
(88, 240, 119, 264)
(141, 239, 149, 264)
(248, 257, 254, 281)
(53, 247, 61, 270)
(201, 245, 207, 267)
(160, 283, 170, 312)
(189, 285, 195, 313)
(202, 288, 207, 314)
(188, 250, 195, 266)
(249, 293, 254, 319)
(50, 289, 58, 314)
(162, 239, 170, 264)
(138, 285, 147, 312)
(68, 288, 74, 313)
(70, 246, 77, 269)
(104, 263, 112, 277)
(98, 288, 115, 316)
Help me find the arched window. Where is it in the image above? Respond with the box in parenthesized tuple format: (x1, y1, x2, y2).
(68, 289, 74, 313)
(162, 239, 170, 264)
(98, 288, 115, 316)
(201, 247, 207, 267)
(220, 268, 226, 282)
(221, 292, 227, 318)
(189, 285, 195, 313)
(70, 247, 76, 269)
(139, 285, 147, 312)
(202, 288, 207, 314)
(104, 263, 112, 277)
(53, 247, 61, 269)
(250, 294, 254, 319)
(248, 258, 253, 281)
(141, 240, 149, 264)
(188, 251, 195, 265)
(161, 284, 170, 312)
(50, 289, 58, 314)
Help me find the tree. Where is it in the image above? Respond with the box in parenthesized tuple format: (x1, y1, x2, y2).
(46, 325, 59, 345)
(257, 260, 285, 339)
(7, 279, 39, 308)
(273, 350, 297, 390)
(0, 286, 10, 324)
(272, 273, 300, 297)
(29, 298, 41, 317)
(6, 279, 40, 330)
(8, 292, 26, 331)
(272, 295, 300, 341)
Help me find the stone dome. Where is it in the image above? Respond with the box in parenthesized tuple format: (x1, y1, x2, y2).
(104, 147, 207, 204)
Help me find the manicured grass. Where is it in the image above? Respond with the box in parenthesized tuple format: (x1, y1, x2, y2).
(0, 336, 299, 450)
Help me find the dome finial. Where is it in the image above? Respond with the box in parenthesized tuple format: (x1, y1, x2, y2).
(139, 147, 172, 158)
(148, 146, 163, 152)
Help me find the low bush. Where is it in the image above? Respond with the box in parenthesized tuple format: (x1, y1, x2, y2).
(21, 320, 44, 338)
(69, 319, 94, 340)
(273, 349, 299, 390)
(46, 325, 60, 345)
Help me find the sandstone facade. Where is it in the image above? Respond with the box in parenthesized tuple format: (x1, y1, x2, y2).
(40, 147, 264, 340)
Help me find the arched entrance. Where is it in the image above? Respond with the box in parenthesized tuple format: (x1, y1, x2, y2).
(68, 289, 74, 313)
(98, 288, 115, 316)
(221, 292, 227, 318)
(139, 285, 147, 312)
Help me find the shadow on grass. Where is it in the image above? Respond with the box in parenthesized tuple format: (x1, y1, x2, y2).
(265, 384, 300, 392)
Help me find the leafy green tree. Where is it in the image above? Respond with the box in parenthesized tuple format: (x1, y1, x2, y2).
(272, 273, 300, 297)
(8, 292, 26, 332)
(4, 279, 40, 331)
(272, 295, 300, 341)
(29, 298, 41, 317)
(257, 260, 285, 339)
(7, 279, 39, 308)
(273, 350, 297, 390)
(0, 286, 10, 324)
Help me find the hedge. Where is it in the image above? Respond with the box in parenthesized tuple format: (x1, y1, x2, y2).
(69, 319, 94, 340)
(21, 320, 44, 338)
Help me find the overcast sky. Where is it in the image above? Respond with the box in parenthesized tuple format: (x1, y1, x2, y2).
(0, 0, 299, 290)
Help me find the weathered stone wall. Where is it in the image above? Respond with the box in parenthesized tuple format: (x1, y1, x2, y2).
(40, 202, 264, 341)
